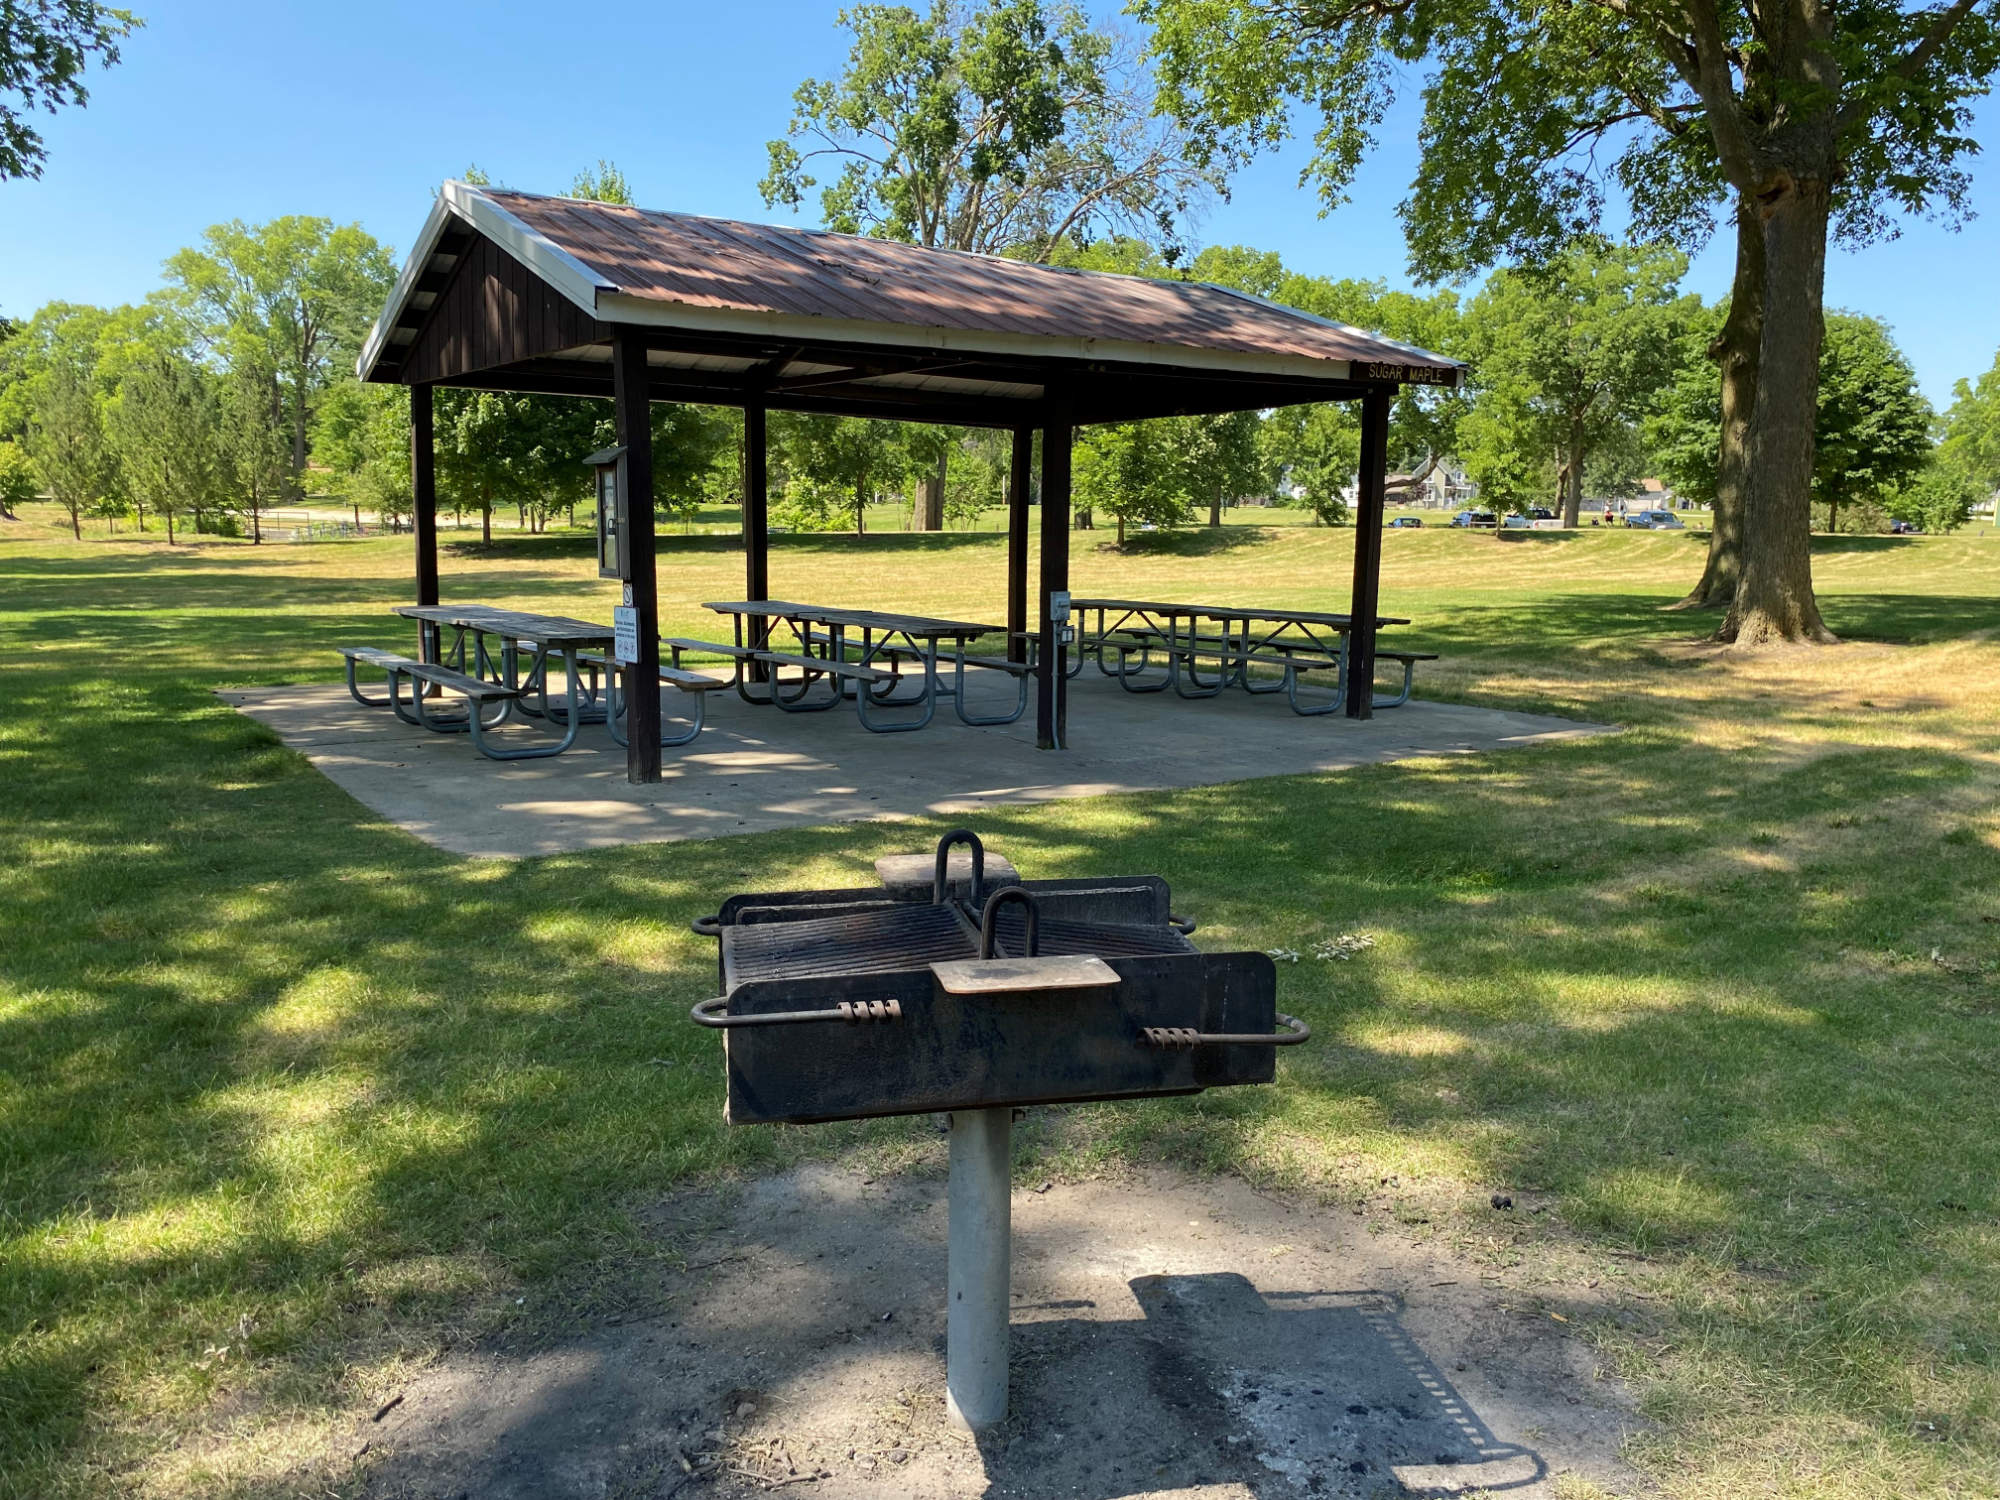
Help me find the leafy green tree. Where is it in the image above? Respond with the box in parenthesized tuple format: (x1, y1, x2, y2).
(651, 404, 740, 519)
(772, 413, 905, 533)
(0, 438, 37, 518)
(764, 0, 1217, 260)
(222, 349, 290, 542)
(1, 2, 139, 179)
(1811, 315, 1932, 534)
(570, 159, 633, 204)
(1889, 463, 1977, 534)
(1140, 0, 2000, 644)
(942, 428, 1008, 526)
(1937, 346, 2000, 499)
(1459, 242, 1694, 526)
(1173, 409, 1266, 527)
(437, 392, 539, 544)
(23, 341, 111, 539)
(316, 381, 410, 530)
(107, 348, 223, 545)
(164, 217, 395, 499)
(1655, 308, 1932, 533)
(1454, 398, 1555, 517)
(1260, 403, 1354, 524)
(1055, 239, 1468, 518)
(765, 0, 1220, 529)
(1073, 420, 1189, 544)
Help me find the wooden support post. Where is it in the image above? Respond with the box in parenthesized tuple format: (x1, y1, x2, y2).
(743, 401, 770, 672)
(1036, 402, 1073, 750)
(1345, 389, 1391, 720)
(1006, 426, 1032, 665)
(614, 330, 663, 782)
(410, 382, 439, 661)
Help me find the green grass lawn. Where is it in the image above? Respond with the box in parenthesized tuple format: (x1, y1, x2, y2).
(3, 503, 1998, 1498)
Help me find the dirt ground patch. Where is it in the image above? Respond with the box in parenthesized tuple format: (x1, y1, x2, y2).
(358, 1164, 1643, 1499)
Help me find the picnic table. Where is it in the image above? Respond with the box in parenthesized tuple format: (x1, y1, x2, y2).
(1070, 598, 1420, 714)
(395, 604, 615, 726)
(696, 601, 1014, 731)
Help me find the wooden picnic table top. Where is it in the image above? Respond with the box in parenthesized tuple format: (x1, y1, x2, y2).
(395, 604, 615, 644)
(703, 600, 1006, 638)
(1070, 598, 1410, 629)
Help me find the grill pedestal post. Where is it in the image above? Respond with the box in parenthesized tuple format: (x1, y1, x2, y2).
(945, 1106, 1012, 1433)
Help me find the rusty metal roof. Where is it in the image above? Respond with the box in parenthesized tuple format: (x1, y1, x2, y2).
(359, 183, 1463, 397)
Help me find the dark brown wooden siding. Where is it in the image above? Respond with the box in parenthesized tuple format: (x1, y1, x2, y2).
(397, 233, 609, 386)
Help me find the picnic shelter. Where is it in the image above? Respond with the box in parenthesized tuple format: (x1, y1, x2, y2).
(357, 182, 1466, 783)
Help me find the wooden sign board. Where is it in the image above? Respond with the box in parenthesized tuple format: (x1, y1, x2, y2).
(1359, 361, 1457, 386)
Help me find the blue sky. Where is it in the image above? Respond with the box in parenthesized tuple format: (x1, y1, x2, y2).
(5, 0, 1997, 407)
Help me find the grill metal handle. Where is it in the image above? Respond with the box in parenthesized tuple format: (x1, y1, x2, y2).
(691, 914, 723, 938)
(979, 886, 1040, 959)
(1169, 913, 1197, 935)
(691, 995, 904, 1028)
(1142, 1013, 1310, 1048)
(933, 828, 986, 906)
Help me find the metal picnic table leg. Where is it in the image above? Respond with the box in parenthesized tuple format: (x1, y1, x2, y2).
(465, 653, 583, 760)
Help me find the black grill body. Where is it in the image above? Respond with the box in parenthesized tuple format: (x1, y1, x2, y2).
(694, 833, 1288, 1126)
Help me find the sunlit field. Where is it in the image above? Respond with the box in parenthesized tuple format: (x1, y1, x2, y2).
(3, 503, 1998, 1498)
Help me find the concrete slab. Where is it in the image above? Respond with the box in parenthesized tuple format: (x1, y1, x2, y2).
(219, 674, 1617, 859)
(356, 1164, 1642, 1499)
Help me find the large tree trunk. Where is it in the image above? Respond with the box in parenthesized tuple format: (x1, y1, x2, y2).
(481, 502, 491, 545)
(1562, 424, 1585, 527)
(916, 461, 946, 531)
(1675, 196, 1763, 611)
(1210, 484, 1223, 527)
(1722, 175, 1836, 646)
(289, 374, 309, 502)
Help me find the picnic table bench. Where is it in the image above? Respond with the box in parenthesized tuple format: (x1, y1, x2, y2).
(576, 651, 723, 749)
(339, 605, 712, 760)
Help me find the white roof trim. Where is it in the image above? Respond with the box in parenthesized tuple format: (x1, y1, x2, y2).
(592, 290, 1359, 386)
(356, 181, 616, 381)
(357, 193, 454, 381)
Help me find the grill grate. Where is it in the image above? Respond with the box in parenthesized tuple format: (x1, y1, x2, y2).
(723, 904, 979, 988)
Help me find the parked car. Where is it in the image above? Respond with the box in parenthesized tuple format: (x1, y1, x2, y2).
(1527, 506, 1558, 521)
(1387, 516, 1424, 528)
(1624, 509, 1685, 530)
(1890, 518, 1921, 535)
(1502, 512, 1532, 528)
(1450, 509, 1497, 528)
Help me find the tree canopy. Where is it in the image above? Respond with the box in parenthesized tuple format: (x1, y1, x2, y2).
(164, 217, 394, 499)
(0, 1, 138, 179)
(1139, 0, 2000, 644)
(1937, 345, 2000, 499)
(1459, 242, 1694, 525)
(762, 0, 1217, 259)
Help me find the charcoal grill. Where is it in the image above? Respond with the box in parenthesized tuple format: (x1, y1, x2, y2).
(688, 829, 1308, 1432)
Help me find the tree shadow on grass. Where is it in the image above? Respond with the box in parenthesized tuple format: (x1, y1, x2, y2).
(1087, 525, 1272, 558)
